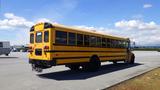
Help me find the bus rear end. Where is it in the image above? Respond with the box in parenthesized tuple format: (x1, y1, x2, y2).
(28, 22, 54, 72)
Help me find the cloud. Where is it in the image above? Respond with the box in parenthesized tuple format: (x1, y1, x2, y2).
(115, 20, 160, 30)
(75, 21, 160, 46)
(74, 25, 97, 32)
(36, 18, 52, 23)
(0, 13, 34, 29)
(35, 18, 58, 24)
(0, 13, 54, 45)
(1, 12, 160, 46)
(74, 25, 131, 39)
(114, 20, 160, 45)
(132, 14, 143, 19)
(143, 4, 152, 8)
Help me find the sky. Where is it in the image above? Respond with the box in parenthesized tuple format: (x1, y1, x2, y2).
(0, 0, 160, 46)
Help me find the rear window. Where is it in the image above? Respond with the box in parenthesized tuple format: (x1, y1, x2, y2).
(55, 31, 67, 44)
(30, 33, 34, 43)
(36, 32, 42, 43)
(0, 42, 3, 47)
(44, 31, 49, 42)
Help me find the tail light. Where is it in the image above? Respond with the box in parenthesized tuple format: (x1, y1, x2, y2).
(44, 46, 49, 51)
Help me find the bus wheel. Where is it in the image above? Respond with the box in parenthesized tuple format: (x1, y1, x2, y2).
(5, 54, 9, 56)
(126, 53, 135, 64)
(113, 61, 117, 64)
(68, 65, 80, 71)
(130, 54, 135, 64)
(86, 55, 101, 71)
(31, 64, 43, 73)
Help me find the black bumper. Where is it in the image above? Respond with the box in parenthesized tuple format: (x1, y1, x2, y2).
(29, 59, 56, 68)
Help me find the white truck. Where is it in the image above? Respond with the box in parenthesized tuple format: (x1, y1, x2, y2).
(0, 41, 11, 56)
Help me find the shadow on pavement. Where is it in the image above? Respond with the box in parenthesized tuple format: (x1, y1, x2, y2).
(38, 63, 142, 81)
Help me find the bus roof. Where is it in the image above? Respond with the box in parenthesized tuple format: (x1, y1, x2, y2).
(33, 22, 129, 41)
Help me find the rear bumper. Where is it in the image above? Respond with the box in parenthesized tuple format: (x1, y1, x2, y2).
(29, 59, 56, 68)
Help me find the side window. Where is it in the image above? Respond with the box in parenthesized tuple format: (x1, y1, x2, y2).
(30, 33, 34, 43)
(122, 41, 125, 48)
(84, 35, 89, 46)
(102, 38, 106, 47)
(68, 32, 76, 45)
(112, 39, 117, 48)
(105, 38, 108, 47)
(119, 41, 124, 48)
(119, 40, 123, 48)
(0, 42, 3, 47)
(110, 39, 113, 48)
(126, 41, 129, 48)
(115, 40, 119, 48)
(124, 41, 127, 48)
(111, 39, 114, 48)
(97, 37, 102, 47)
(77, 34, 83, 46)
(107, 39, 111, 48)
(117, 40, 121, 48)
(44, 31, 49, 42)
(55, 31, 67, 44)
(90, 36, 96, 46)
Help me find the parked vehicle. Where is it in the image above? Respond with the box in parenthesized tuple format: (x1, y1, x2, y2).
(11, 45, 29, 52)
(28, 22, 135, 72)
(0, 41, 11, 56)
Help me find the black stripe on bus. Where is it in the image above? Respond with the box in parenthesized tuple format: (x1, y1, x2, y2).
(52, 43, 127, 49)
(53, 55, 126, 59)
(46, 50, 127, 53)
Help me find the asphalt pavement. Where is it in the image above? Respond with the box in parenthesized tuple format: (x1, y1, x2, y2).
(0, 51, 160, 90)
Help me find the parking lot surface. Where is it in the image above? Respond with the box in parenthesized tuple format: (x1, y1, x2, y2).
(0, 51, 160, 90)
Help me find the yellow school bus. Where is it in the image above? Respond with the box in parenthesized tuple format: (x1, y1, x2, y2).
(28, 22, 135, 72)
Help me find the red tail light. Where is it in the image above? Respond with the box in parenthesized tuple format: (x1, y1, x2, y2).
(44, 46, 49, 51)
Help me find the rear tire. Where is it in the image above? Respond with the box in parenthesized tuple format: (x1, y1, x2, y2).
(5, 54, 9, 56)
(130, 54, 135, 64)
(126, 53, 135, 64)
(83, 55, 101, 71)
(68, 65, 80, 71)
(113, 61, 117, 64)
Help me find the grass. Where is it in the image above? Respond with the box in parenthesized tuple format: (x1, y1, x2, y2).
(106, 68, 160, 90)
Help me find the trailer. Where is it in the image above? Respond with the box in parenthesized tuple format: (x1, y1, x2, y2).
(0, 41, 11, 56)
